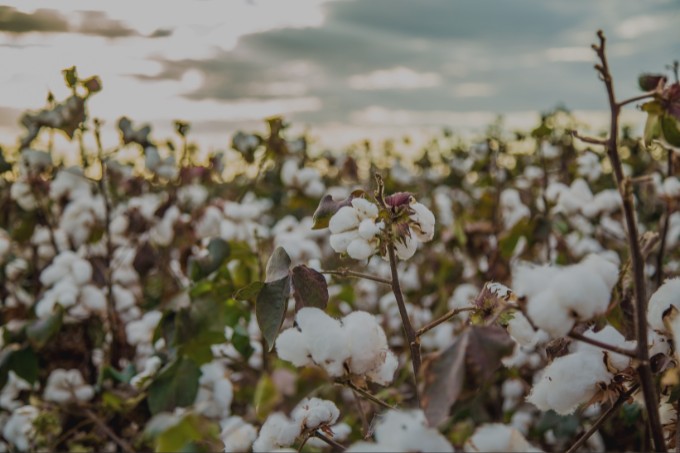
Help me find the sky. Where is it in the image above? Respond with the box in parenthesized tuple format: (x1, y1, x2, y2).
(0, 0, 678, 151)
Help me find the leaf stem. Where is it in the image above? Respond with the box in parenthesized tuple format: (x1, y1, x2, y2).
(313, 430, 346, 452)
(340, 379, 396, 410)
(416, 307, 476, 337)
(321, 269, 391, 286)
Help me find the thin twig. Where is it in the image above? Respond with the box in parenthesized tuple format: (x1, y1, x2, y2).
(313, 430, 346, 452)
(565, 384, 638, 453)
(569, 130, 608, 146)
(617, 92, 656, 109)
(568, 331, 638, 359)
(416, 307, 476, 337)
(656, 149, 674, 288)
(84, 409, 135, 453)
(351, 388, 370, 436)
(341, 380, 396, 410)
(321, 269, 391, 286)
(586, 30, 665, 452)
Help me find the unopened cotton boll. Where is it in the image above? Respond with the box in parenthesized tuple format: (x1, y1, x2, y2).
(527, 352, 612, 415)
(291, 398, 339, 430)
(464, 423, 542, 452)
(252, 412, 301, 453)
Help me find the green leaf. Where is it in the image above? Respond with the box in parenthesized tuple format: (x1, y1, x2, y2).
(26, 308, 63, 349)
(291, 265, 328, 312)
(265, 247, 291, 283)
(0, 346, 39, 387)
(232, 324, 254, 359)
(188, 238, 231, 281)
(234, 281, 264, 301)
(644, 114, 661, 146)
(498, 218, 532, 259)
(147, 357, 201, 415)
(176, 297, 231, 365)
(256, 276, 291, 351)
(661, 114, 680, 147)
(145, 412, 219, 453)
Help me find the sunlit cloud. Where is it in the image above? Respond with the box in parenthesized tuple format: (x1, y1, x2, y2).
(348, 67, 442, 90)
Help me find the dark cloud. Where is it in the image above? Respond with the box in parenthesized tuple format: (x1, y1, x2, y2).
(0, 7, 138, 38)
(0, 6, 69, 34)
(74, 11, 138, 38)
(132, 0, 680, 126)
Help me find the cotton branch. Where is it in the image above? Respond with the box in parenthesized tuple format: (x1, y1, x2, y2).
(571, 30, 665, 452)
(321, 269, 392, 286)
(567, 330, 637, 359)
(416, 307, 476, 337)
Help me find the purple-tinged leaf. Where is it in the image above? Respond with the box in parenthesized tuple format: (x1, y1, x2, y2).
(291, 265, 329, 312)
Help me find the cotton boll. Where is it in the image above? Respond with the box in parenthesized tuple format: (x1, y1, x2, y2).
(343, 311, 388, 375)
(130, 356, 163, 389)
(43, 369, 94, 403)
(526, 289, 575, 338)
(71, 258, 93, 286)
(663, 177, 680, 198)
(394, 235, 418, 260)
(275, 328, 312, 367)
(527, 352, 612, 415)
(507, 312, 540, 347)
(464, 423, 541, 452)
(410, 202, 436, 242)
(373, 410, 454, 453)
(3, 405, 39, 452)
(648, 330, 671, 356)
(358, 219, 382, 240)
(296, 308, 349, 377)
(571, 326, 635, 371)
(347, 238, 374, 260)
(648, 278, 680, 332)
(582, 254, 620, 290)
(79, 285, 107, 314)
(329, 230, 359, 254)
(252, 412, 301, 452)
(291, 398, 340, 430)
(221, 416, 257, 453)
(512, 263, 559, 299)
(0, 372, 32, 411)
(550, 266, 610, 320)
(366, 350, 398, 385)
(329, 207, 360, 234)
(351, 198, 379, 220)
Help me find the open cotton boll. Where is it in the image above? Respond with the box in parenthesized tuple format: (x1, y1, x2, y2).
(507, 311, 541, 347)
(394, 235, 418, 260)
(409, 201, 436, 242)
(464, 423, 542, 452)
(366, 350, 398, 385)
(275, 328, 312, 367)
(43, 369, 94, 403)
(345, 442, 400, 452)
(358, 219, 382, 240)
(527, 352, 612, 415)
(252, 412, 301, 453)
(221, 416, 258, 453)
(291, 398, 340, 430)
(352, 198, 379, 220)
(581, 253, 620, 289)
(648, 278, 680, 332)
(343, 311, 389, 375)
(512, 263, 559, 299)
(3, 405, 39, 452)
(295, 308, 349, 377)
(329, 207, 360, 234)
(346, 237, 374, 260)
(550, 266, 611, 320)
(571, 326, 635, 371)
(526, 288, 575, 338)
(373, 410, 454, 453)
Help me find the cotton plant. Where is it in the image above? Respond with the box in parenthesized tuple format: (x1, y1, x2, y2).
(464, 423, 542, 452)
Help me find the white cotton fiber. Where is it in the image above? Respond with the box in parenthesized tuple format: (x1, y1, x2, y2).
(648, 278, 680, 332)
(527, 352, 612, 415)
(275, 329, 312, 367)
(526, 289, 575, 338)
(464, 423, 541, 452)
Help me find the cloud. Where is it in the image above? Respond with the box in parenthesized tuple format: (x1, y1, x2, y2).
(348, 67, 441, 90)
(452, 83, 496, 98)
(545, 47, 594, 63)
(74, 11, 138, 38)
(0, 7, 69, 34)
